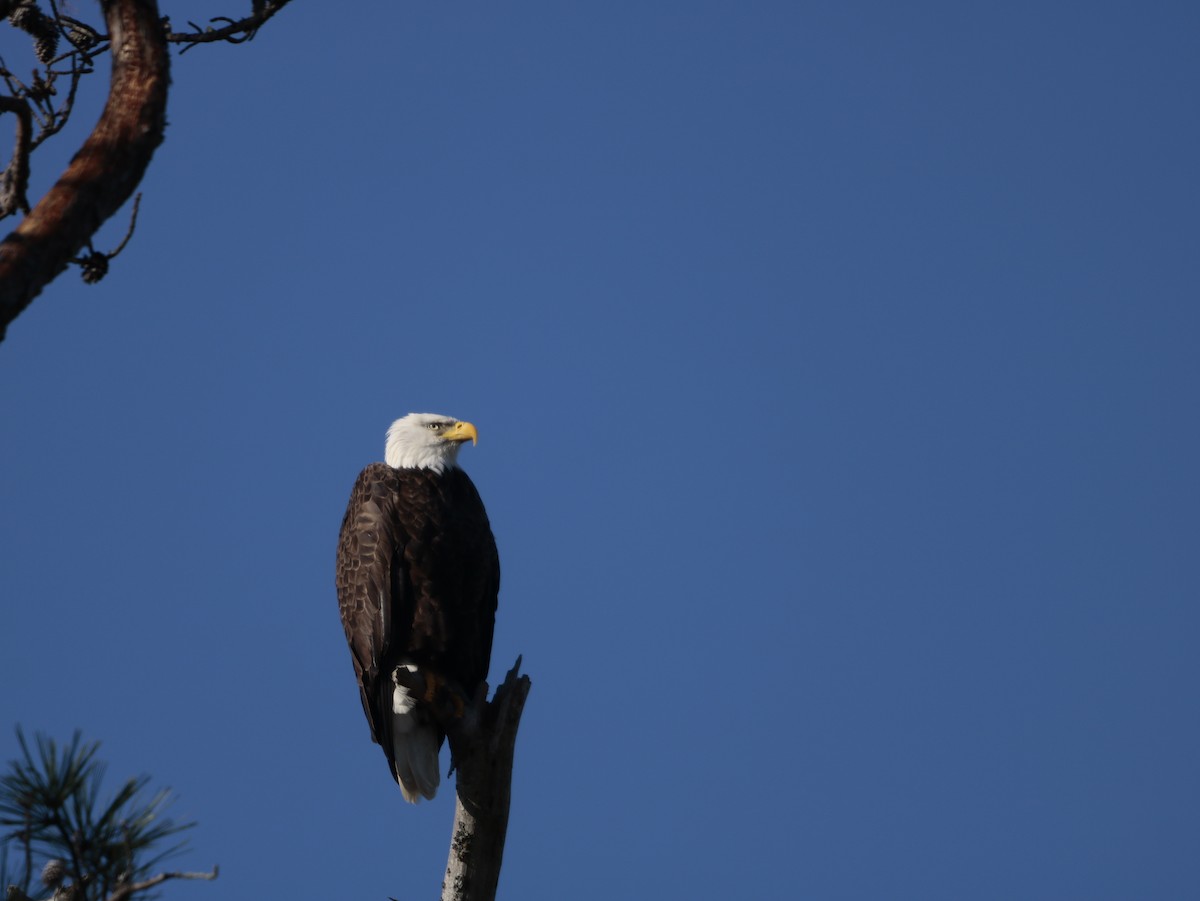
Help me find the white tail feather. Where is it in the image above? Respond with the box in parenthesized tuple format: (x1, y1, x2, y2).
(394, 725, 440, 802)
(391, 668, 440, 802)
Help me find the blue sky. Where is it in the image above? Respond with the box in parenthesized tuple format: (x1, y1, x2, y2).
(2, 2, 1199, 898)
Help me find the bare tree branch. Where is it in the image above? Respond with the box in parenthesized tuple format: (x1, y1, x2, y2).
(443, 658, 531, 901)
(106, 866, 218, 901)
(0, 0, 168, 342)
(166, 0, 292, 54)
(0, 95, 32, 217)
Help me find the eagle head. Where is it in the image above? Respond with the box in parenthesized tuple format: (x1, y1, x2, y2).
(385, 412, 479, 472)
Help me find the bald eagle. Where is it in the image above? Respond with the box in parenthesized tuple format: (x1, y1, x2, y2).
(335, 413, 499, 802)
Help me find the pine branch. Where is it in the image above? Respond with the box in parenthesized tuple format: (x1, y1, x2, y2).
(0, 0, 168, 342)
(0, 0, 294, 343)
(5, 865, 216, 901)
(1, 730, 199, 901)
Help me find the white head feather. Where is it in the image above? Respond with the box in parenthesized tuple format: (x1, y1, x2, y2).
(384, 412, 478, 472)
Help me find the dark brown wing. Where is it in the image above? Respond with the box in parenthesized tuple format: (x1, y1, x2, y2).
(335, 462, 404, 758)
(441, 468, 500, 690)
(394, 467, 499, 692)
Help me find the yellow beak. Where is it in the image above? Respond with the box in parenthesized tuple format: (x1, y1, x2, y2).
(448, 420, 478, 445)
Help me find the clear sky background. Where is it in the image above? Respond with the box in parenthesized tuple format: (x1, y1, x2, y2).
(2, 2, 1199, 899)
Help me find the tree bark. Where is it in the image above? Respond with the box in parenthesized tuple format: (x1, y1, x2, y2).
(0, 0, 169, 343)
(441, 659, 531, 901)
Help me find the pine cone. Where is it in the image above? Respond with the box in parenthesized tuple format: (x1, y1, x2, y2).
(41, 858, 66, 888)
(35, 31, 58, 64)
(7, 3, 35, 30)
(68, 25, 99, 50)
(80, 252, 109, 284)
